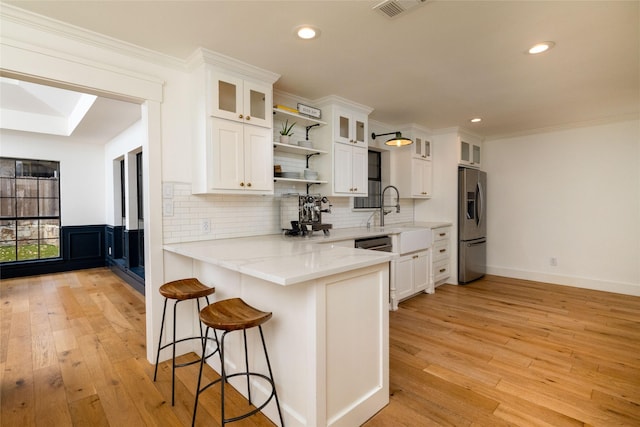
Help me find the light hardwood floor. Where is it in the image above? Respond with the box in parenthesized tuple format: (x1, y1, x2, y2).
(1, 268, 639, 426)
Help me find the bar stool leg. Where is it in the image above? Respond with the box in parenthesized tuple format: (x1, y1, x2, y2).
(153, 297, 169, 381)
(243, 329, 251, 405)
(220, 331, 228, 425)
(192, 326, 207, 427)
(171, 299, 181, 405)
(259, 326, 285, 427)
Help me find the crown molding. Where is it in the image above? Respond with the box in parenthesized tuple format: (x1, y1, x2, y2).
(186, 47, 280, 84)
(1, 3, 185, 70)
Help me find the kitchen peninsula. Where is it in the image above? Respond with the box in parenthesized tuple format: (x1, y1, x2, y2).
(163, 233, 394, 427)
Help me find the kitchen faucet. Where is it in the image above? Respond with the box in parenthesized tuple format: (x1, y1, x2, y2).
(380, 185, 400, 227)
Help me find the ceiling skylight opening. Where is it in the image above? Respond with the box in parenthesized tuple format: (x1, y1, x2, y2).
(295, 25, 320, 40)
(528, 41, 555, 55)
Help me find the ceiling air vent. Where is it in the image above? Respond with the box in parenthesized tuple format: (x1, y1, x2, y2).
(373, 0, 426, 19)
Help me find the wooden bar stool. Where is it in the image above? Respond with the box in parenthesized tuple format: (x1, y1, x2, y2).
(153, 278, 217, 406)
(192, 298, 284, 427)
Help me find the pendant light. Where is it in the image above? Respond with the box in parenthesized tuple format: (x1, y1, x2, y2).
(371, 131, 413, 147)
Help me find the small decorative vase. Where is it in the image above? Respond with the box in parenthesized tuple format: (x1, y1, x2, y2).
(279, 135, 290, 144)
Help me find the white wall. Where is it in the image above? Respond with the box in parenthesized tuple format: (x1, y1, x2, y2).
(483, 119, 640, 295)
(104, 119, 143, 227)
(0, 129, 106, 226)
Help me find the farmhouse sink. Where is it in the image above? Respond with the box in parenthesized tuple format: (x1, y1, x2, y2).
(395, 227, 432, 254)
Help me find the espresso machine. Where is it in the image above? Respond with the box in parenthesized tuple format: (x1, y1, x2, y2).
(280, 194, 332, 236)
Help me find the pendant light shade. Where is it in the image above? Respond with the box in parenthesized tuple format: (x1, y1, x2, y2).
(371, 131, 413, 147)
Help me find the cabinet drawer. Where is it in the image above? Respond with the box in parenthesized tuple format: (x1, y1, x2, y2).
(433, 259, 450, 283)
(433, 240, 450, 262)
(433, 227, 451, 242)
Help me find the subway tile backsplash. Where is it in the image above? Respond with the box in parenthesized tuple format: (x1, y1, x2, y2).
(162, 182, 414, 244)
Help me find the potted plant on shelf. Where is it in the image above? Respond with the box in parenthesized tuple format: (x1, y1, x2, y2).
(279, 120, 296, 144)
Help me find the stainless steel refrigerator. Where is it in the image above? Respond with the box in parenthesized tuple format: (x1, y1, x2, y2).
(458, 167, 487, 284)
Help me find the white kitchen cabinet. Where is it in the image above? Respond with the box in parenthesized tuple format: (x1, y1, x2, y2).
(412, 133, 432, 161)
(206, 118, 273, 193)
(334, 107, 367, 148)
(189, 49, 280, 194)
(391, 147, 433, 199)
(458, 134, 482, 168)
(432, 226, 451, 287)
(210, 71, 272, 128)
(392, 250, 431, 301)
(333, 143, 368, 196)
(314, 96, 373, 197)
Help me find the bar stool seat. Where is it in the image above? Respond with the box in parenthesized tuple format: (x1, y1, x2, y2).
(192, 298, 284, 426)
(153, 278, 217, 406)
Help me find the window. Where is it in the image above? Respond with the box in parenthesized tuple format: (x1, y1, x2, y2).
(354, 150, 382, 209)
(0, 158, 61, 263)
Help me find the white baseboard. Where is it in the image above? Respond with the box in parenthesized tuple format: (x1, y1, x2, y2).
(486, 266, 640, 297)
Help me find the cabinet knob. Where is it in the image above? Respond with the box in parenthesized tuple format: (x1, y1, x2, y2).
(239, 114, 244, 119)
(246, 116, 251, 121)
(246, 182, 252, 187)
(413, 255, 419, 259)
(240, 182, 245, 187)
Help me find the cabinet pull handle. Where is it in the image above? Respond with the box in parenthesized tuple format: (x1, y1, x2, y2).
(246, 116, 251, 121)
(439, 249, 446, 253)
(413, 255, 419, 259)
(439, 233, 446, 237)
(238, 114, 244, 119)
(439, 268, 446, 273)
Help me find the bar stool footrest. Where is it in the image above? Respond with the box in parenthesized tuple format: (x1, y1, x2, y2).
(198, 372, 278, 424)
(158, 335, 219, 368)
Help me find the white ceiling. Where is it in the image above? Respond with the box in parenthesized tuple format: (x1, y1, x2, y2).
(3, 0, 639, 139)
(0, 77, 141, 144)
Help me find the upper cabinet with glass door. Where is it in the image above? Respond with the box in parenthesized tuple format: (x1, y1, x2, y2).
(334, 107, 367, 148)
(458, 133, 482, 168)
(209, 70, 272, 128)
(411, 133, 432, 161)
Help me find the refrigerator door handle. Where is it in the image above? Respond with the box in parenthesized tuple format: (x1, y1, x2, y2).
(467, 239, 486, 247)
(476, 181, 484, 227)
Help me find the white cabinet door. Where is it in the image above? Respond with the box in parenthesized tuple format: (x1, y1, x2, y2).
(412, 135, 432, 161)
(210, 72, 272, 128)
(334, 108, 367, 148)
(333, 144, 367, 196)
(410, 159, 432, 198)
(210, 72, 244, 123)
(242, 80, 272, 128)
(210, 118, 244, 191)
(393, 250, 430, 301)
(244, 125, 273, 191)
(412, 251, 430, 292)
(351, 146, 368, 196)
(394, 255, 414, 301)
(210, 119, 273, 193)
(459, 137, 482, 168)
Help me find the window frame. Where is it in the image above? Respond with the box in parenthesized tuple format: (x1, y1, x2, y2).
(0, 157, 62, 263)
(353, 150, 382, 210)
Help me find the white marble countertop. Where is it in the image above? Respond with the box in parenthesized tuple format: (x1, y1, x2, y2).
(163, 222, 451, 286)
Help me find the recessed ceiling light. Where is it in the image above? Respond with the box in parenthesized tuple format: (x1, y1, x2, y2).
(295, 25, 320, 40)
(528, 41, 555, 55)
(470, 117, 482, 123)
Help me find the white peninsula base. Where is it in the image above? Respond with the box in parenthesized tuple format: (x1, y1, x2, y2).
(162, 241, 390, 427)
